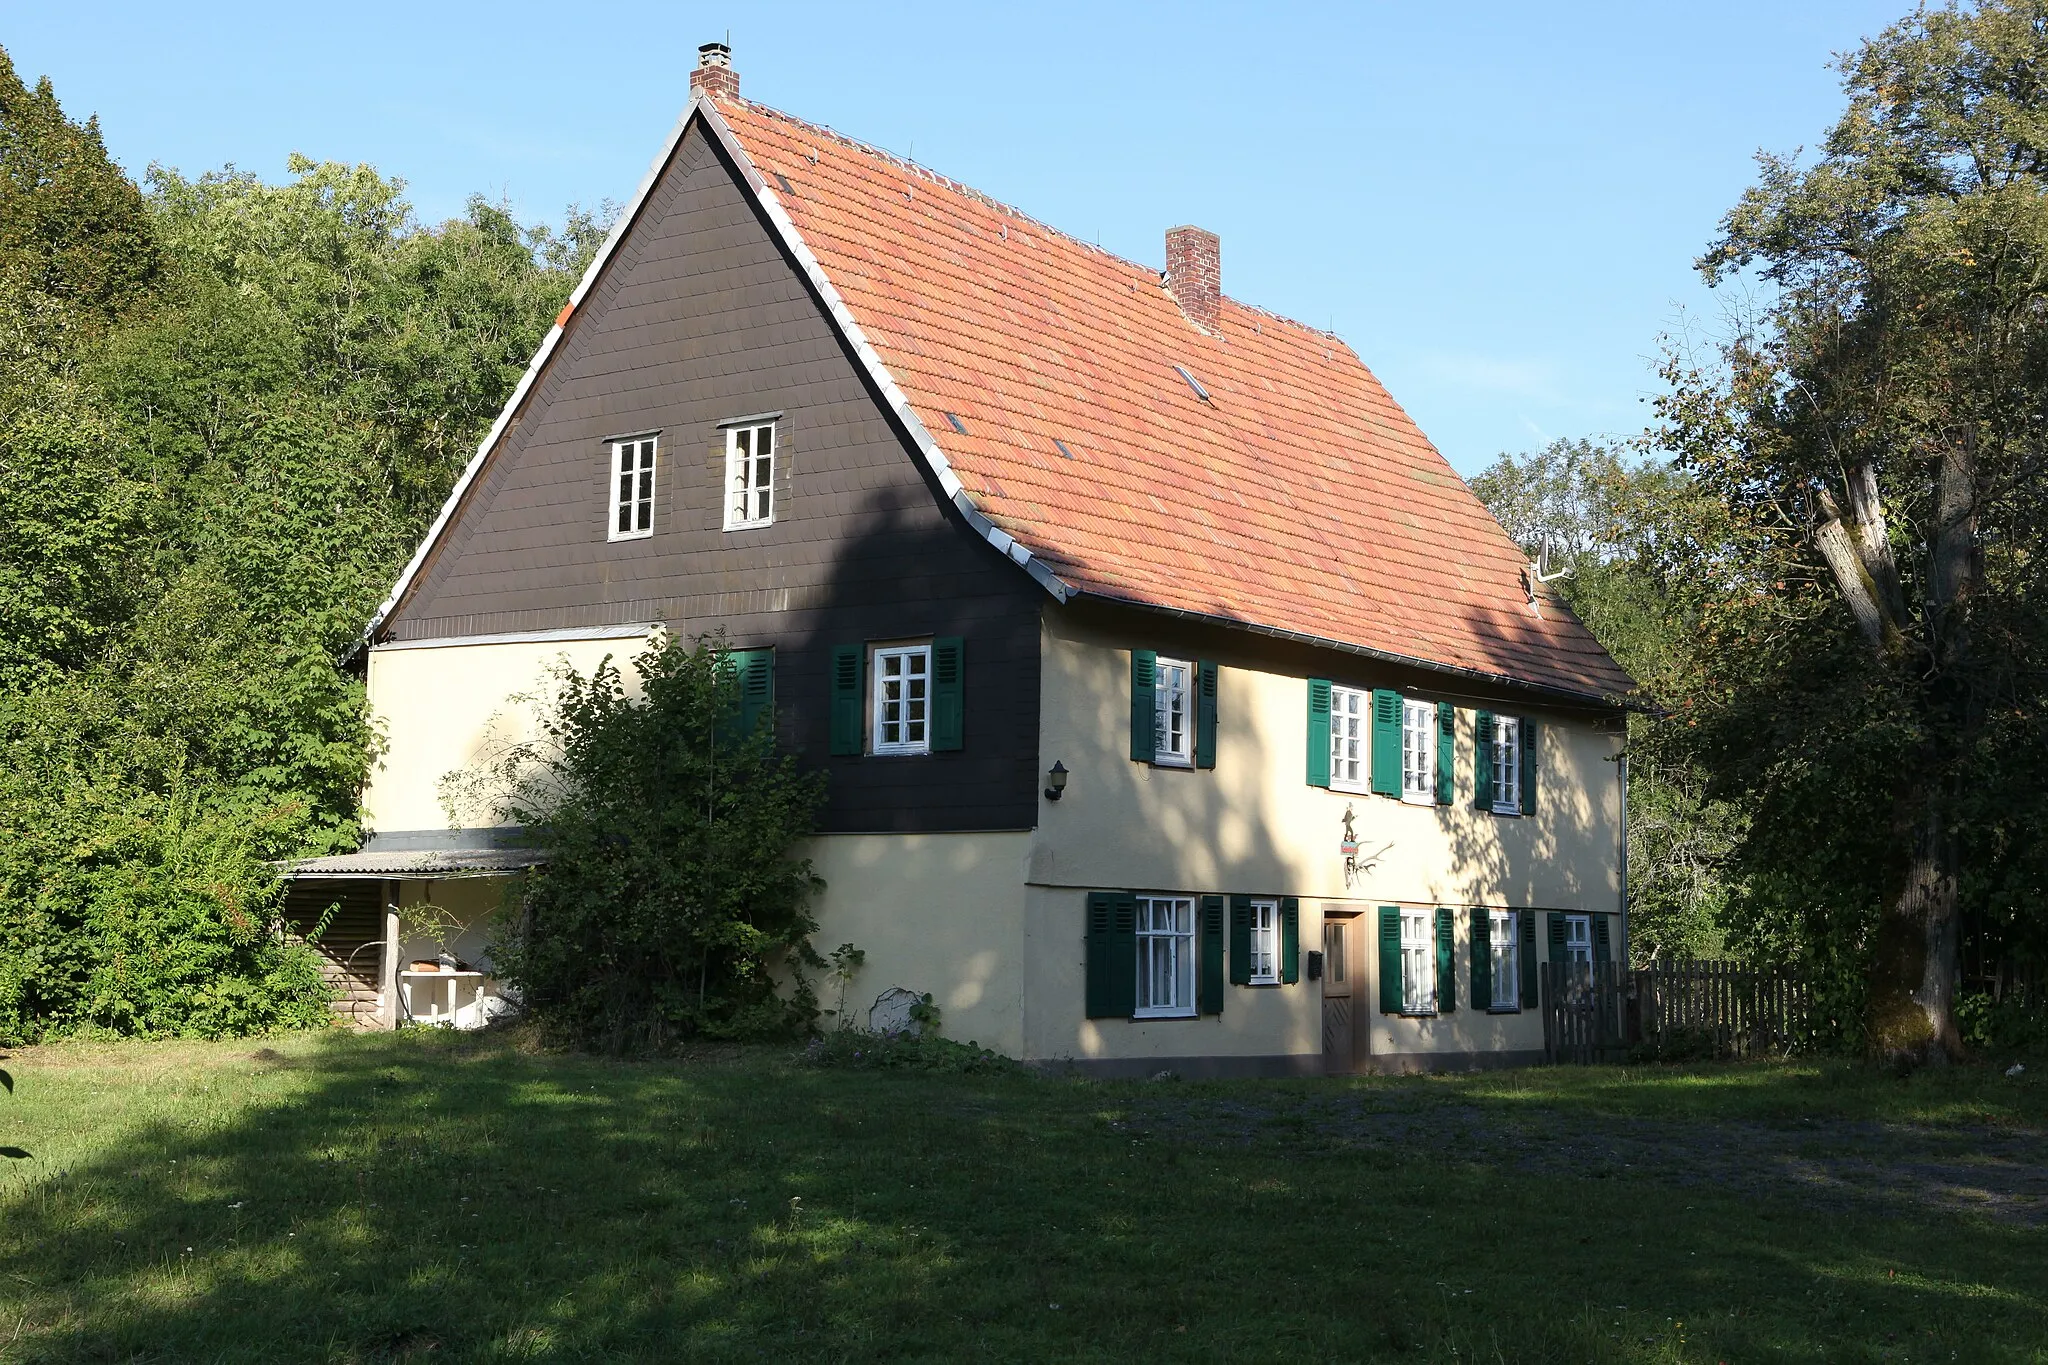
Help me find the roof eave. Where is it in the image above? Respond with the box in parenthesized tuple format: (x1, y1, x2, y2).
(1076, 590, 1639, 712)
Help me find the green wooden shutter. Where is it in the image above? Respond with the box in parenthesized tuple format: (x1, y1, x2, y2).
(1435, 702, 1455, 805)
(1228, 895, 1252, 986)
(829, 644, 863, 755)
(1519, 909, 1538, 1007)
(1520, 717, 1538, 817)
(1305, 679, 1332, 788)
(1195, 660, 1218, 769)
(1594, 913, 1612, 963)
(1199, 895, 1226, 1014)
(1473, 712, 1495, 811)
(1129, 650, 1157, 763)
(930, 636, 964, 751)
(1280, 898, 1300, 984)
(1378, 906, 1401, 1013)
(1370, 690, 1403, 796)
(1471, 907, 1492, 1010)
(1085, 891, 1138, 1018)
(734, 649, 775, 740)
(1548, 910, 1567, 966)
(1435, 907, 1456, 1012)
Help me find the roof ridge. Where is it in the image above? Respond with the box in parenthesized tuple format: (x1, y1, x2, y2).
(732, 97, 1354, 348)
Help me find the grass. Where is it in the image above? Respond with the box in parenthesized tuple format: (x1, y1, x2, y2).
(0, 1032, 2042, 1363)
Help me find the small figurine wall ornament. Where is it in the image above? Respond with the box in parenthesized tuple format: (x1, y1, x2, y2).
(1339, 804, 1359, 858)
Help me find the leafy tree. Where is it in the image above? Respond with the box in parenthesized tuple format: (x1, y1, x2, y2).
(0, 43, 610, 1041)
(1472, 439, 1741, 963)
(480, 634, 828, 1050)
(1658, 0, 2048, 1059)
(0, 46, 157, 324)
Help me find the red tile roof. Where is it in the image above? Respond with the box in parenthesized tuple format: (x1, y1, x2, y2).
(710, 98, 1631, 703)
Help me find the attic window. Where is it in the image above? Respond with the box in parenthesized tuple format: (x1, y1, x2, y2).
(608, 435, 658, 541)
(1172, 364, 1213, 404)
(943, 412, 970, 436)
(1052, 438, 1076, 460)
(772, 171, 795, 196)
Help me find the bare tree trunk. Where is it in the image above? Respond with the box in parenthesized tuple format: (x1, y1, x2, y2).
(1868, 791, 1966, 1063)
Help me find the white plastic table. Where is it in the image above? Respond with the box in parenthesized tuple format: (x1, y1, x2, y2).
(398, 970, 487, 1028)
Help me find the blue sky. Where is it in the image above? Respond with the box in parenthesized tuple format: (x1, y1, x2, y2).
(11, 1, 1906, 474)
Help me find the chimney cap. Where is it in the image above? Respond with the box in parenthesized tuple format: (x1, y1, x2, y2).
(698, 41, 733, 68)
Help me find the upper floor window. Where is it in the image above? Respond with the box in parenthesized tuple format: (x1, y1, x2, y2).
(1153, 656, 1193, 768)
(724, 420, 776, 530)
(609, 436, 657, 540)
(871, 642, 931, 755)
(1330, 684, 1369, 793)
(1491, 714, 1523, 815)
(1400, 698, 1436, 804)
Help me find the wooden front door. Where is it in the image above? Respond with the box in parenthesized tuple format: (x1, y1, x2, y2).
(1322, 912, 1358, 1074)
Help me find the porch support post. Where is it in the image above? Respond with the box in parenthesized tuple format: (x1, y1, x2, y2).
(379, 879, 401, 1029)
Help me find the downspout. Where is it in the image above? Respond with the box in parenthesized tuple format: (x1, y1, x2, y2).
(1617, 749, 1630, 965)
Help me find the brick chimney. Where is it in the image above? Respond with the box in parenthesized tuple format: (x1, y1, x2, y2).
(691, 42, 739, 102)
(1164, 226, 1221, 334)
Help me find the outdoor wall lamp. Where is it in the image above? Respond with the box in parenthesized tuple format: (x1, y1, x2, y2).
(1044, 761, 1068, 801)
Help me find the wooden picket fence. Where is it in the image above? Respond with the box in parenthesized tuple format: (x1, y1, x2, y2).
(1638, 958, 1812, 1058)
(1542, 959, 1813, 1064)
(1541, 961, 1628, 1064)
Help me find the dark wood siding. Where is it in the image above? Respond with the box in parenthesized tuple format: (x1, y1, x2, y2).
(282, 881, 383, 1019)
(384, 122, 1041, 832)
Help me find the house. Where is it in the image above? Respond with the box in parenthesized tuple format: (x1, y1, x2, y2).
(287, 44, 1635, 1073)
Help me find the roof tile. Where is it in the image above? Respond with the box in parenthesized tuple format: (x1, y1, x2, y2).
(711, 97, 1632, 701)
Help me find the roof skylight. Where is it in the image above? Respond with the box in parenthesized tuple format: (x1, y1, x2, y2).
(1052, 438, 1076, 460)
(943, 411, 969, 435)
(1172, 364, 1212, 404)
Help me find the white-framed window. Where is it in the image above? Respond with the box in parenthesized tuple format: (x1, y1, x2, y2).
(1489, 909, 1519, 1011)
(1330, 685, 1369, 793)
(1135, 893, 1196, 1017)
(1401, 699, 1436, 804)
(1400, 909, 1436, 1013)
(1153, 656, 1193, 767)
(1564, 913, 1593, 980)
(609, 436, 657, 540)
(1492, 715, 1523, 815)
(723, 420, 776, 530)
(871, 643, 930, 755)
(1248, 898, 1280, 985)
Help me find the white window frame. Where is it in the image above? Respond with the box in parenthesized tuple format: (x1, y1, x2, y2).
(1248, 898, 1280, 985)
(1330, 685, 1369, 794)
(1400, 909, 1436, 1014)
(870, 643, 931, 756)
(1153, 657, 1193, 768)
(1492, 715, 1523, 816)
(722, 420, 776, 531)
(1489, 909, 1520, 1012)
(1564, 913, 1594, 979)
(1134, 893, 1197, 1018)
(1400, 698, 1436, 805)
(608, 436, 657, 541)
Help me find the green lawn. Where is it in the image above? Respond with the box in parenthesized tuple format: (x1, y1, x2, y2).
(1, 1033, 2043, 1363)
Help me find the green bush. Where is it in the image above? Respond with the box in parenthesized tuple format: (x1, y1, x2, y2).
(483, 633, 828, 1050)
(1956, 990, 2048, 1055)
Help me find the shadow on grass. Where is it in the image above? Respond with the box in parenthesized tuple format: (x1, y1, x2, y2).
(3, 1033, 2046, 1363)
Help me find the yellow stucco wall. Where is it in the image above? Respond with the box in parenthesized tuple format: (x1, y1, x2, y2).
(802, 832, 1030, 1058)
(362, 630, 656, 833)
(1025, 608, 1625, 1065)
